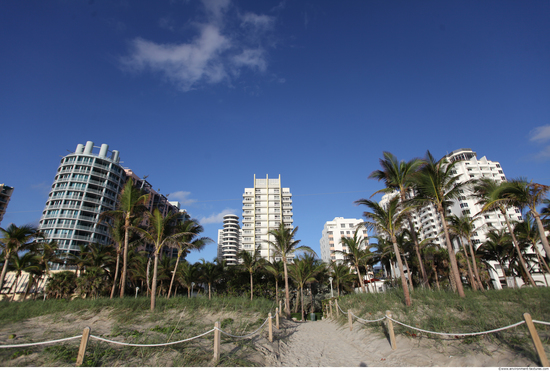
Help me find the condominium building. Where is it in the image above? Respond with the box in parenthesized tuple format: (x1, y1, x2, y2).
(38, 141, 126, 257)
(320, 217, 369, 264)
(217, 214, 241, 265)
(241, 175, 293, 262)
(0, 184, 14, 226)
(379, 148, 523, 288)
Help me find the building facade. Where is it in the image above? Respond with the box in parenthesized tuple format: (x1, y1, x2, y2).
(217, 214, 241, 265)
(0, 184, 14, 226)
(38, 141, 126, 257)
(242, 174, 293, 261)
(320, 217, 369, 264)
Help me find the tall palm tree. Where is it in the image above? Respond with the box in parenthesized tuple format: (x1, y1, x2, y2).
(266, 222, 314, 318)
(447, 215, 484, 291)
(105, 213, 125, 299)
(355, 196, 412, 306)
(409, 150, 466, 297)
(133, 209, 188, 310)
(198, 259, 221, 299)
(477, 228, 514, 288)
(514, 214, 550, 285)
(264, 260, 284, 305)
(237, 246, 263, 301)
(499, 178, 550, 264)
(178, 261, 199, 298)
(101, 178, 149, 298)
(0, 224, 40, 293)
(473, 178, 536, 286)
(338, 227, 369, 293)
(329, 261, 355, 296)
(167, 217, 211, 299)
(8, 252, 40, 301)
(369, 151, 429, 287)
(65, 244, 91, 277)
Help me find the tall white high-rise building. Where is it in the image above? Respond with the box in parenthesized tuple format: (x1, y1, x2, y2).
(320, 217, 368, 264)
(217, 214, 241, 265)
(242, 175, 293, 262)
(379, 148, 523, 288)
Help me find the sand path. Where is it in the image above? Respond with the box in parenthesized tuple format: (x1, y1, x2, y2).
(270, 318, 538, 367)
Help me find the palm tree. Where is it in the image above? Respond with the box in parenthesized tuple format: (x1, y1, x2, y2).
(264, 260, 284, 305)
(167, 217, 211, 299)
(409, 150, 466, 297)
(237, 246, 263, 300)
(499, 178, 550, 265)
(477, 228, 514, 288)
(266, 222, 315, 318)
(133, 209, 188, 310)
(329, 261, 355, 296)
(473, 178, 536, 286)
(101, 178, 149, 298)
(369, 151, 429, 287)
(514, 214, 550, 285)
(65, 245, 91, 277)
(447, 215, 484, 291)
(198, 259, 221, 299)
(105, 213, 125, 299)
(0, 224, 40, 293)
(8, 252, 40, 301)
(178, 261, 199, 298)
(288, 253, 324, 321)
(355, 196, 412, 306)
(338, 227, 369, 293)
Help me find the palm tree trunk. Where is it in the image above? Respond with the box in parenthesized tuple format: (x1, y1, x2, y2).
(438, 207, 465, 298)
(432, 265, 440, 291)
(208, 282, 212, 299)
(533, 211, 550, 259)
(300, 285, 305, 321)
(0, 255, 10, 293)
(120, 214, 130, 298)
(167, 252, 181, 299)
(309, 283, 313, 315)
(355, 264, 366, 293)
(250, 271, 253, 301)
(499, 259, 510, 288)
(534, 248, 550, 286)
(460, 238, 477, 291)
(150, 252, 159, 311)
(9, 275, 20, 302)
(391, 236, 411, 306)
(467, 237, 485, 291)
(146, 255, 151, 296)
(110, 249, 121, 299)
(503, 212, 536, 286)
(403, 255, 414, 292)
(283, 260, 290, 318)
(405, 212, 429, 288)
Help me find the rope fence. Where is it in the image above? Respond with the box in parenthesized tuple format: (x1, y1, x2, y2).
(0, 310, 280, 366)
(326, 297, 550, 367)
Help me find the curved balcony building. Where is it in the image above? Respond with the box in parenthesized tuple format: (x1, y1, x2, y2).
(217, 214, 241, 265)
(38, 141, 125, 257)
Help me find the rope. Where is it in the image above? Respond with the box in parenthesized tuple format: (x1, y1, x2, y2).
(0, 335, 83, 348)
(89, 329, 214, 347)
(387, 317, 527, 337)
(216, 317, 270, 339)
(532, 320, 550, 326)
(351, 312, 386, 323)
(337, 301, 348, 315)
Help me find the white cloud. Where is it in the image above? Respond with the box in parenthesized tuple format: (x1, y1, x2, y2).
(529, 125, 550, 143)
(120, 0, 275, 92)
(170, 190, 197, 205)
(199, 208, 236, 224)
(532, 144, 550, 160)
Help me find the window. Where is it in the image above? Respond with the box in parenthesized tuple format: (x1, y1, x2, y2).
(349, 224, 354, 227)
(484, 215, 490, 219)
(462, 210, 471, 215)
(341, 224, 345, 228)
(346, 231, 350, 234)
(340, 231, 344, 235)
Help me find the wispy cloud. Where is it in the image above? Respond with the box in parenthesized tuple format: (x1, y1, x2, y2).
(199, 208, 236, 224)
(120, 0, 276, 92)
(170, 190, 198, 205)
(528, 124, 550, 160)
(529, 125, 550, 143)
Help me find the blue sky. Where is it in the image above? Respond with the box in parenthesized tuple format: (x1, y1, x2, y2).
(1, 0, 549, 263)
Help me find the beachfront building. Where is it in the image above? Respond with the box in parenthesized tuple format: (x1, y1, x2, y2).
(38, 141, 126, 258)
(0, 184, 14, 226)
(320, 217, 368, 264)
(379, 148, 527, 288)
(217, 214, 241, 265)
(242, 174, 293, 262)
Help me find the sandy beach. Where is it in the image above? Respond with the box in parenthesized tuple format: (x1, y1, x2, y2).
(267, 318, 539, 367)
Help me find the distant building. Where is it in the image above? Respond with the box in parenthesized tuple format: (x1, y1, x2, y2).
(217, 214, 241, 265)
(0, 184, 14, 226)
(320, 217, 369, 264)
(242, 175, 294, 262)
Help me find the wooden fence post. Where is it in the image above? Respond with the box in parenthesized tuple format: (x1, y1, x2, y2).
(75, 327, 91, 366)
(276, 308, 280, 330)
(523, 313, 550, 366)
(335, 299, 339, 318)
(348, 310, 353, 331)
(386, 310, 396, 350)
(279, 300, 282, 315)
(213, 321, 220, 363)
(329, 300, 333, 319)
(268, 313, 273, 343)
